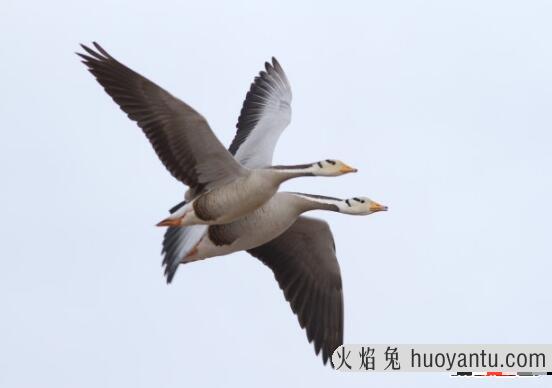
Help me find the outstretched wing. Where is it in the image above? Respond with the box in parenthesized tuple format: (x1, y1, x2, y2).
(229, 57, 292, 168)
(247, 216, 344, 365)
(78, 42, 245, 193)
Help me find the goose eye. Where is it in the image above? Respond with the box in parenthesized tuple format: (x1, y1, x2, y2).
(325, 159, 336, 165)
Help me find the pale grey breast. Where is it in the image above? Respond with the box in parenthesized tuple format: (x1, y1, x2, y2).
(207, 192, 302, 252)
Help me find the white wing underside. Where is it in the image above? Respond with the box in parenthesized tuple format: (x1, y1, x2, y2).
(233, 101, 291, 168)
(230, 57, 292, 168)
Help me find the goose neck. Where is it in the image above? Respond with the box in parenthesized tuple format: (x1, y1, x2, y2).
(270, 164, 315, 182)
(290, 193, 343, 213)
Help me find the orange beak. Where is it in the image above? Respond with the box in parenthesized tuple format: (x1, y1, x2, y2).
(339, 163, 358, 174)
(369, 202, 388, 213)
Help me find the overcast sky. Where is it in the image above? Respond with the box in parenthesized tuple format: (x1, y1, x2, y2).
(1, 1, 551, 387)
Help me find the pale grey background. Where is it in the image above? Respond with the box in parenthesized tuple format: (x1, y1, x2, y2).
(1, 1, 551, 387)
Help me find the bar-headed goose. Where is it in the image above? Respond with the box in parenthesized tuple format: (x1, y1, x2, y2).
(161, 54, 388, 365)
(77, 43, 357, 227)
(163, 192, 386, 364)
(164, 192, 386, 267)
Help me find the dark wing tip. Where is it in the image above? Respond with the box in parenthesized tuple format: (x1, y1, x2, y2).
(271, 57, 286, 78)
(92, 41, 113, 58)
(165, 265, 176, 283)
(75, 52, 89, 62)
(77, 42, 114, 64)
(271, 57, 281, 68)
(79, 43, 103, 59)
(163, 254, 178, 284)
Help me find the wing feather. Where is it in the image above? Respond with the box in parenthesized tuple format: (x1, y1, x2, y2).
(161, 223, 208, 283)
(78, 42, 244, 191)
(247, 216, 344, 365)
(229, 57, 292, 168)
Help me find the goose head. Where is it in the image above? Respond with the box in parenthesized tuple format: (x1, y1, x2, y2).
(312, 159, 358, 176)
(337, 197, 388, 215)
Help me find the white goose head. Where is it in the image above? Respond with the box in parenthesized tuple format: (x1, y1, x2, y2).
(291, 193, 388, 215)
(337, 196, 388, 215)
(311, 159, 358, 176)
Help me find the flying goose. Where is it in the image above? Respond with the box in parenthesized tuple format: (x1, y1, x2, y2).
(163, 192, 386, 267)
(160, 54, 388, 365)
(159, 159, 356, 227)
(77, 43, 357, 227)
(162, 192, 386, 363)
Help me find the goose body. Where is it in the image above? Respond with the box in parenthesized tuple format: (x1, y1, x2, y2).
(163, 192, 386, 273)
(78, 43, 356, 228)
